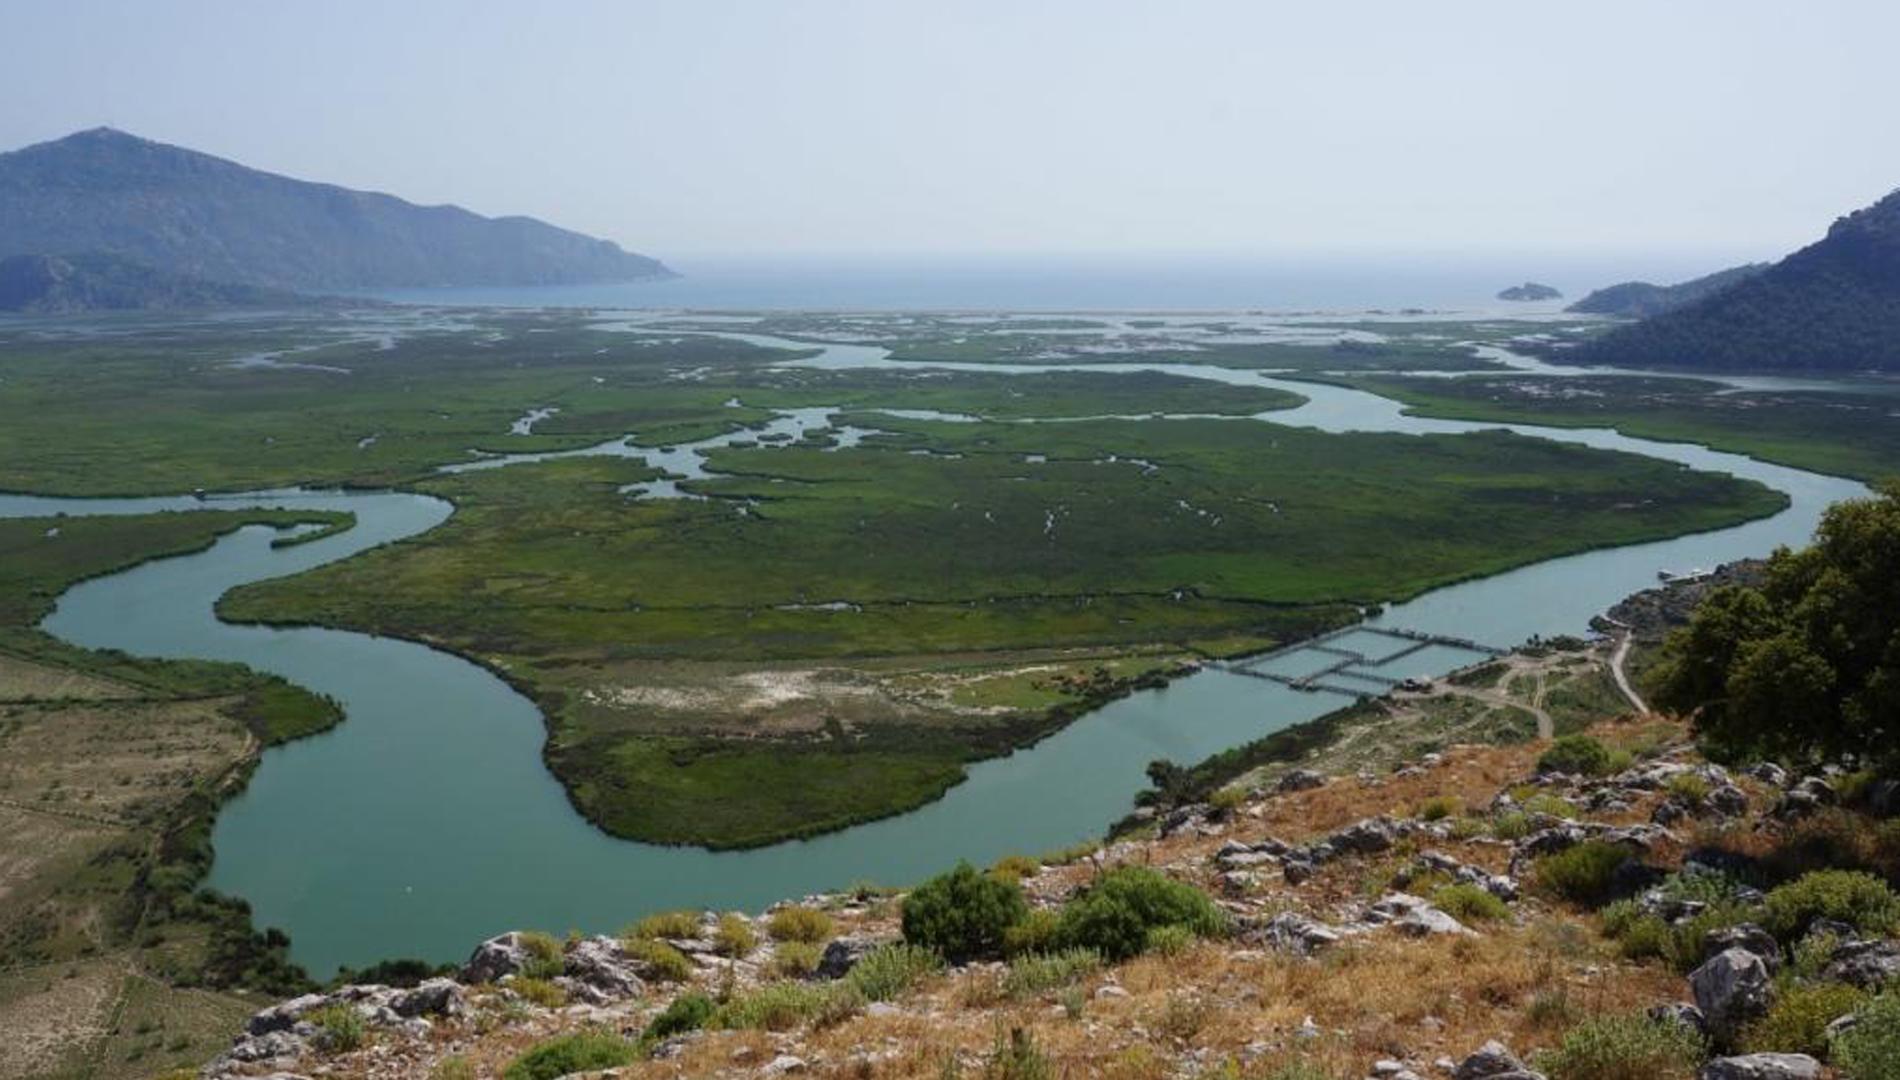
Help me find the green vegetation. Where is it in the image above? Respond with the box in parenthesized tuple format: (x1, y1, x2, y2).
(629, 909, 701, 940)
(1651, 485, 1900, 768)
(843, 943, 943, 1001)
(502, 1029, 637, 1080)
(1531, 1012, 1704, 1080)
(712, 912, 757, 957)
(901, 862, 1029, 962)
(1430, 883, 1510, 923)
(307, 1002, 366, 1053)
(1536, 842, 1636, 908)
(625, 938, 693, 982)
(1053, 866, 1225, 961)
(1760, 870, 1900, 941)
(1000, 948, 1102, 1001)
(766, 905, 835, 944)
(1740, 982, 1869, 1057)
(716, 979, 864, 1031)
(1538, 735, 1627, 777)
(1834, 994, 1900, 1079)
(1331, 372, 1900, 483)
(640, 991, 716, 1044)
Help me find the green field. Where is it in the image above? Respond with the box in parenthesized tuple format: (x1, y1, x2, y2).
(1323, 372, 1900, 483)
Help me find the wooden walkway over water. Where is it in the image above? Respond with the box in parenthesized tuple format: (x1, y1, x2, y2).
(1214, 624, 1508, 697)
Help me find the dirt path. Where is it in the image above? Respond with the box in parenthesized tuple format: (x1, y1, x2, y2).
(1609, 632, 1648, 714)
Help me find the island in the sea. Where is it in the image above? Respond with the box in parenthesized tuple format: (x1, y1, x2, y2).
(1496, 281, 1562, 301)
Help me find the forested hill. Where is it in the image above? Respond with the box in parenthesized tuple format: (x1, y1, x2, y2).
(0, 252, 318, 313)
(0, 128, 672, 292)
(1565, 263, 1765, 318)
(1559, 188, 1900, 372)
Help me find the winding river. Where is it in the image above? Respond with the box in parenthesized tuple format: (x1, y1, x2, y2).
(0, 325, 1868, 977)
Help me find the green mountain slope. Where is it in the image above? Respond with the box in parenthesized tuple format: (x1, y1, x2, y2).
(1565, 263, 1765, 318)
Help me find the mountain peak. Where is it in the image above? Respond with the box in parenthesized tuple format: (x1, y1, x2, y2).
(0, 130, 671, 292)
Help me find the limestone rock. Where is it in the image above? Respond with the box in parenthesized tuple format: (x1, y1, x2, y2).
(1277, 769, 1326, 793)
(817, 934, 893, 979)
(1690, 948, 1775, 1041)
(462, 931, 534, 984)
(1821, 938, 1900, 989)
(1698, 1053, 1822, 1080)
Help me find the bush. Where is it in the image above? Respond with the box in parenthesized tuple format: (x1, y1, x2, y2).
(503, 1030, 636, 1080)
(508, 975, 568, 1008)
(431, 1058, 475, 1080)
(1055, 866, 1226, 961)
(717, 980, 863, 1031)
(844, 943, 942, 1002)
(307, 1004, 364, 1053)
(1530, 1012, 1704, 1080)
(1001, 948, 1102, 1000)
(1432, 883, 1510, 923)
(1522, 793, 1582, 820)
(1537, 842, 1636, 908)
(1665, 773, 1712, 805)
(985, 1027, 1052, 1080)
(630, 910, 701, 940)
(640, 991, 715, 1043)
(516, 930, 565, 980)
(626, 938, 694, 982)
(766, 906, 835, 944)
(1539, 735, 1622, 777)
(1418, 795, 1463, 821)
(1740, 982, 1870, 1057)
(1762, 870, 1900, 940)
(1493, 810, 1536, 840)
(771, 940, 821, 978)
(712, 913, 757, 957)
(1145, 923, 1196, 956)
(1002, 908, 1062, 957)
(989, 854, 1041, 884)
(1834, 994, 1900, 1080)
(901, 861, 1028, 963)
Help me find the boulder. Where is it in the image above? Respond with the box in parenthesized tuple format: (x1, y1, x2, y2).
(391, 977, 468, 1018)
(1704, 924, 1781, 971)
(1690, 948, 1775, 1042)
(816, 934, 892, 980)
(1707, 784, 1750, 817)
(1745, 763, 1789, 787)
(560, 935, 645, 1001)
(462, 931, 534, 984)
(1821, 938, 1900, 989)
(1698, 1054, 1822, 1080)
(244, 993, 329, 1036)
(1277, 769, 1326, 793)
(1283, 858, 1317, 886)
(1331, 818, 1401, 856)
(1369, 893, 1473, 937)
(1451, 1040, 1544, 1079)
(1648, 1002, 1709, 1040)
(1254, 911, 1342, 955)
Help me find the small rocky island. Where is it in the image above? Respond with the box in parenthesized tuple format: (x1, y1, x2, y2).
(1497, 281, 1562, 301)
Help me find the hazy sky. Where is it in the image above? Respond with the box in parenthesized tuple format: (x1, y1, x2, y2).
(4, 1, 1897, 262)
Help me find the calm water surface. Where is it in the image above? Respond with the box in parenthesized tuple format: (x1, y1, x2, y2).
(0, 327, 1868, 976)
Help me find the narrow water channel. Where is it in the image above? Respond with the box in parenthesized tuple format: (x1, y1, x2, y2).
(0, 330, 1868, 977)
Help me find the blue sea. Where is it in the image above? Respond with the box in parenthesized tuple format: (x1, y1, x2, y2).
(367, 252, 1755, 312)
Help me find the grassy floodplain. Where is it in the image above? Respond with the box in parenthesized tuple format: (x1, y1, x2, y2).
(0, 509, 355, 1076)
(1324, 372, 1900, 483)
(0, 308, 1801, 851)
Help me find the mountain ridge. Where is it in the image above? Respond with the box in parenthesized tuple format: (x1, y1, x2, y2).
(1565, 263, 1766, 318)
(0, 128, 672, 292)
(0, 251, 324, 313)
(1559, 188, 1900, 371)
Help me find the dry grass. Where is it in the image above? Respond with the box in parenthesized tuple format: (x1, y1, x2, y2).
(0, 958, 125, 1080)
(0, 653, 138, 702)
(0, 698, 250, 824)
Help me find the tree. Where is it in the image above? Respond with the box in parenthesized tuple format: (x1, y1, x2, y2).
(1651, 482, 1900, 768)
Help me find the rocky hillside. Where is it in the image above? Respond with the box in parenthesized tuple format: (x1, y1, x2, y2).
(198, 704, 1900, 1080)
(0, 252, 317, 312)
(0, 129, 672, 293)
(1558, 188, 1900, 372)
(1566, 265, 1765, 319)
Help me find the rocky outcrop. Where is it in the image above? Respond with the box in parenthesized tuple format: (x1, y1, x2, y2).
(1690, 948, 1776, 1042)
(1452, 1040, 1546, 1079)
(1699, 1053, 1822, 1080)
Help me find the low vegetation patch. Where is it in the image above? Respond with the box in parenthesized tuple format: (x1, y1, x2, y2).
(502, 1029, 636, 1080)
(1531, 1012, 1704, 1080)
(901, 861, 1028, 962)
(1761, 869, 1900, 941)
(1537, 842, 1636, 908)
(767, 905, 835, 945)
(1055, 865, 1225, 961)
(1834, 993, 1900, 1080)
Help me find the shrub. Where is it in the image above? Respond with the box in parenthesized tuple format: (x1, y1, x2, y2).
(1055, 866, 1226, 961)
(1493, 810, 1536, 840)
(1001, 948, 1101, 1000)
(1537, 842, 1635, 908)
(1740, 982, 1870, 1057)
(502, 1030, 636, 1080)
(508, 975, 568, 1009)
(1522, 793, 1582, 820)
(985, 1027, 1052, 1080)
(901, 861, 1028, 963)
(516, 930, 565, 980)
(431, 1058, 476, 1080)
(1208, 787, 1246, 817)
(630, 910, 701, 940)
(1665, 773, 1712, 805)
(771, 940, 821, 978)
(766, 905, 835, 944)
(1530, 1012, 1704, 1080)
(844, 943, 942, 1002)
(1418, 795, 1463, 821)
(626, 938, 694, 982)
(1432, 883, 1510, 923)
(307, 1004, 364, 1053)
(1145, 923, 1196, 956)
(1539, 735, 1621, 777)
(712, 913, 757, 958)
(989, 854, 1041, 884)
(717, 980, 863, 1031)
(1834, 994, 1900, 1080)
(1762, 870, 1900, 940)
(1002, 908, 1062, 957)
(640, 991, 715, 1043)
